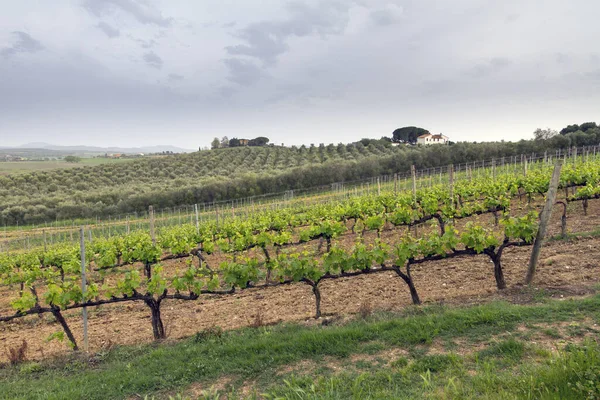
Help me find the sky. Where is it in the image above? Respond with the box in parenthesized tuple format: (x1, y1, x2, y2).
(0, 0, 599, 149)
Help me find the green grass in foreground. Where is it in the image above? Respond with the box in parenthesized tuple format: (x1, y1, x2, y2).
(2, 294, 600, 399)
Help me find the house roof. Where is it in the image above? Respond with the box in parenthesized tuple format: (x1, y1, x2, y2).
(417, 134, 432, 138)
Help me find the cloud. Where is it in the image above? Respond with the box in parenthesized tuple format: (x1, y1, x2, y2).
(369, 4, 404, 27)
(143, 51, 163, 69)
(168, 73, 184, 82)
(225, 27, 289, 66)
(97, 21, 120, 38)
(1, 31, 44, 58)
(137, 38, 157, 48)
(225, 0, 354, 67)
(82, 0, 171, 27)
(467, 57, 511, 78)
(555, 53, 569, 64)
(223, 58, 264, 86)
(218, 86, 237, 98)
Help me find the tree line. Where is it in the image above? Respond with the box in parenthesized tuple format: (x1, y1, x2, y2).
(211, 136, 270, 149)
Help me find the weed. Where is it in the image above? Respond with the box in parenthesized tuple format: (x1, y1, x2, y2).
(19, 362, 42, 375)
(251, 309, 264, 328)
(5, 339, 28, 365)
(358, 301, 373, 319)
(194, 327, 223, 343)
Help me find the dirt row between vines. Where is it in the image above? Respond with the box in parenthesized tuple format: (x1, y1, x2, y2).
(0, 198, 598, 363)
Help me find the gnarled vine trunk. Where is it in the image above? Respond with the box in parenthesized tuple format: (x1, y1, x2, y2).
(393, 264, 421, 305)
(312, 284, 322, 319)
(51, 307, 79, 350)
(144, 298, 165, 340)
(490, 254, 506, 290)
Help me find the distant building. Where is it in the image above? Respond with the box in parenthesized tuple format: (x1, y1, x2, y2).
(416, 133, 449, 145)
(238, 139, 250, 146)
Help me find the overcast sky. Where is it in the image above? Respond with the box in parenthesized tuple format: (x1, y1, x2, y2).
(1, 0, 599, 148)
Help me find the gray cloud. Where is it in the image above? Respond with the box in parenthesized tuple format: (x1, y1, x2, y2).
(555, 53, 569, 64)
(223, 58, 264, 86)
(83, 0, 171, 27)
(369, 4, 404, 27)
(137, 38, 157, 49)
(218, 86, 236, 99)
(143, 51, 163, 69)
(1, 32, 44, 58)
(168, 73, 184, 82)
(225, 1, 353, 67)
(97, 21, 120, 38)
(467, 57, 511, 78)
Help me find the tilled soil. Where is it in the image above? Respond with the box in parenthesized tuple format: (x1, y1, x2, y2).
(0, 198, 598, 363)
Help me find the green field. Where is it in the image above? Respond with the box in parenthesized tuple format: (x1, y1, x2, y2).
(1, 292, 600, 399)
(0, 158, 135, 174)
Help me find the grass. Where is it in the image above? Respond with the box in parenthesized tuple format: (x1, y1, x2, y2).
(548, 225, 600, 241)
(261, 343, 600, 399)
(1, 294, 600, 399)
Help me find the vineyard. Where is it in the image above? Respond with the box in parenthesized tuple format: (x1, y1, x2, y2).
(0, 142, 402, 225)
(1, 155, 599, 360)
(2, 146, 597, 251)
(2, 139, 599, 226)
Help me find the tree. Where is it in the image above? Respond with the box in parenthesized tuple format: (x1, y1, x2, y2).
(560, 124, 580, 135)
(64, 156, 81, 163)
(220, 136, 229, 148)
(560, 122, 598, 135)
(392, 126, 430, 144)
(229, 138, 241, 147)
(248, 136, 270, 146)
(533, 128, 558, 141)
(211, 138, 220, 149)
(579, 122, 598, 132)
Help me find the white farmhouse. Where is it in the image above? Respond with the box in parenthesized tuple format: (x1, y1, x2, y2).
(416, 133, 449, 145)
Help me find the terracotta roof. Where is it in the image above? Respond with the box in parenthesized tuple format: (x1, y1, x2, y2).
(417, 134, 432, 138)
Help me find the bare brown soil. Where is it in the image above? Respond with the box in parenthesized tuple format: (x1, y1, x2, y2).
(0, 198, 598, 364)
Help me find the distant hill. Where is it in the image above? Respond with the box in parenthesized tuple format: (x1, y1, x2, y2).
(0, 143, 194, 154)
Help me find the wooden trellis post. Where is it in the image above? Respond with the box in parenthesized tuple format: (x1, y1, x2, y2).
(525, 161, 563, 285)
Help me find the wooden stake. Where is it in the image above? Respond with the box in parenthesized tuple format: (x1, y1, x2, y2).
(80, 226, 88, 352)
(411, 165, 417, 204)
(149, 206, 156, 246)
(449, 164, 454, 207)
(525, 161, 563, 285)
